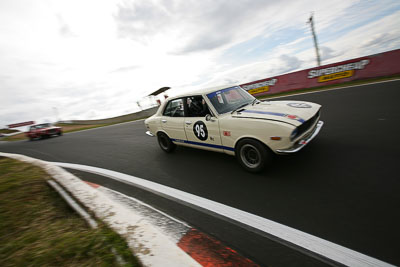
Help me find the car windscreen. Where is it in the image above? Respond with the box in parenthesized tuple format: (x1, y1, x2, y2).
(35, 124, 50, 129)
(206, 86, 254, 114)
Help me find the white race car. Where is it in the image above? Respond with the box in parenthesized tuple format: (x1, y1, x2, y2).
(145, 85, 323, 172)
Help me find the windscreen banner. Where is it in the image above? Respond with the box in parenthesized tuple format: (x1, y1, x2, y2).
(240, 49, 400, 97)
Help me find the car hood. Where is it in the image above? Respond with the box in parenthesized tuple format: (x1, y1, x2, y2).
(232, 100, 321, 126)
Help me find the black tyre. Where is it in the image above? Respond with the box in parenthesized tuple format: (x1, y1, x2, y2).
(157, 132, 176, 153)
(58, 131, 63, 136)
(236, 139, 272, 173)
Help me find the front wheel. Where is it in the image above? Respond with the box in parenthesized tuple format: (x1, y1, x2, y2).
(236, 139, 272, 173)
(157, 132, 176, 153)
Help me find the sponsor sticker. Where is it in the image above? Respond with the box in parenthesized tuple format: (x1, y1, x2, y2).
(286, 115, 298, 120)
(242, 78, 277, 95)
(248, 86, 269, 95)
(217, 93, 224, 104)
(308, 59, 369, 83)
(287, 103, 312, 108)
(318, 70, 354, 82)
(223, 131, 231, 137)
(193, 121, 208, 141)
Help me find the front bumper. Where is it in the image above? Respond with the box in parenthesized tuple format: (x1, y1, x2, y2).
(145, 131, 155, 137)
(276, 121, 324, 154)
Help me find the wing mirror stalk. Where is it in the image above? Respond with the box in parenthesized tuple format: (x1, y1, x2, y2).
(205, 114, 216, 122)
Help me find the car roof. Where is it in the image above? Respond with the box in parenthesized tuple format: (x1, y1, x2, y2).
(170, 84, 239, 99)
(31, 123, 51, 127)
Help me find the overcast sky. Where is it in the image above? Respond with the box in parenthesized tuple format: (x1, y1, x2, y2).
(1, 0, 400, 128)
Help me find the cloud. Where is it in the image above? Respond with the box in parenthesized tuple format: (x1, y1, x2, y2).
(278, 54, 303, 73)
(320, 46, 341, 61)
(316, 9, 400, 63)
(56, 14, 76, 38)
(110, 65, 141, 73)
(361, 32, 400, 51)
(192, 53, 304, 90)
(115, 0, 171, 42)
(114, 0, 285, 54)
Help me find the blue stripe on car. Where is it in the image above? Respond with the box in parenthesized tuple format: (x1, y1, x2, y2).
(170, 139, 235, 151)
(241, 110, 305, 123)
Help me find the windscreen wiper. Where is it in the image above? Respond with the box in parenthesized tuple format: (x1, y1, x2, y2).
(231, 103, 250, 114)
(251, 98, 260, 106)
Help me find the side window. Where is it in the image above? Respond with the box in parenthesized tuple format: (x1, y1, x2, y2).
(186, 96, 211, 117)
(163, 98, 184, 117)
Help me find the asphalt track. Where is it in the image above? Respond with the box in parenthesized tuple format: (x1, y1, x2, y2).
(1, 80, 400, 266)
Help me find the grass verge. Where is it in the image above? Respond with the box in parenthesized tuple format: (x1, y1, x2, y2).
(0, 129, 19, 134)
(0, 157, 141, 267)
(256, 74, 400, 100)
(56, 123, 111, 133)
(1, 135, 26, 142)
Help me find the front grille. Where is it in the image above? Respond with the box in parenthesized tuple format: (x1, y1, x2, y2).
(48, 129, 57, 135)
(295, 109, 320, 139)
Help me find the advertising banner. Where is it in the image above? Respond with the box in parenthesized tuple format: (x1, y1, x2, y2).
(8, 121, 35, 128)
(240, 49, 400, 97)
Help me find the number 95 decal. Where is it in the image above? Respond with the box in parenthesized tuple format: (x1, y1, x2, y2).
(193, 121, 208, 141)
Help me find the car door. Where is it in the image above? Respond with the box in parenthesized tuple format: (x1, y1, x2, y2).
(183, 96, 223, 152)
(28, 126, 36, 137)
(160, 98, 187, 141)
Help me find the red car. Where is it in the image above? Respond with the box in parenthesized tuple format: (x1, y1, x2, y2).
(26, 123, 62, 141)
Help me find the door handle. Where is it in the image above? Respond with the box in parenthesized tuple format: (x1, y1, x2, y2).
(161, 119, 167, 123)
(185, 121, 192, 125)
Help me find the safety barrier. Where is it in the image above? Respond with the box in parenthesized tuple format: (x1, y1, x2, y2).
(240, 49, 400, 97)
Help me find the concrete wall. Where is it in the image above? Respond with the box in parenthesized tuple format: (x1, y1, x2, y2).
(66, 106, 159, 125)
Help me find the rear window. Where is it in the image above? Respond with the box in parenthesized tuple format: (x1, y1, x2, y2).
(163, 98, 184, 117)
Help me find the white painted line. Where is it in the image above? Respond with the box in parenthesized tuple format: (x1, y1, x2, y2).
(99, 186, 191, 244)
(100, 186, 191, 228)
(266, 78, 400, 99)
(1, 132, 22, 137)
(54, 161, 395, 267)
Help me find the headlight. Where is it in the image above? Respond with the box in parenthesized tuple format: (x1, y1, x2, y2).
(290, 128, 298, 141)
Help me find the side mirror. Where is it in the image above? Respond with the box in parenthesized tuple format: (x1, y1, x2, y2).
(205, 114, 215, 122)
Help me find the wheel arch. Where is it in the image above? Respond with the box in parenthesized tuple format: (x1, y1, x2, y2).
(234, 136, 273, 154)
(156, 129, 169, 138)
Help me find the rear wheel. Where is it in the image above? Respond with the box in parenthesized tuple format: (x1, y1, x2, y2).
(157, 132, 176, 153)
(236, 139, 272, 173)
